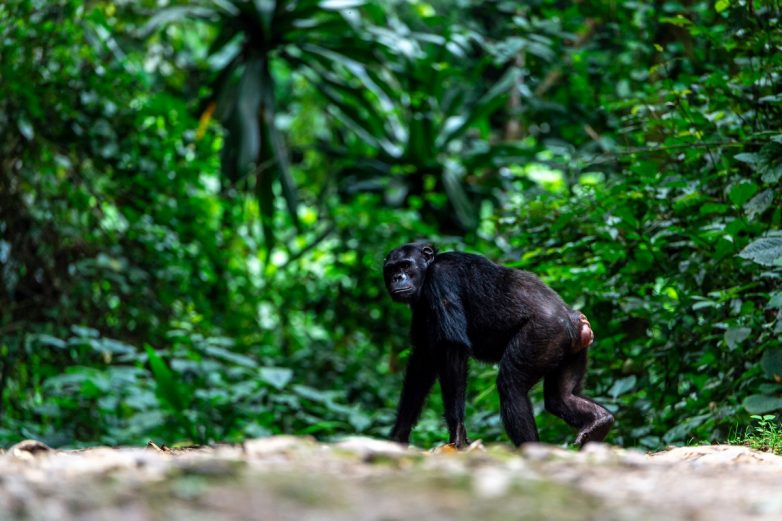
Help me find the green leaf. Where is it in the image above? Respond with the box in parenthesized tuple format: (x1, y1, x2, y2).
(608, 375, 637, 399)
(95, 338, 135, 355)
(256, 57, 284, 251)
(71, 325, 99, 338)
(17, 117, 34, 141)
(263, 90, 300, 230)
(724, 327, 751, 350)
(236, 59, 264, 179)
(659, 15, 693, 26)
(761, 163, 782, 183)
(406, 112, 435, 164)
(715, 0, 730, 13)
(259, 367, 293, 390)
(734, 151, 782, 182)
(728, 182, 758, 206)
(145, 345, 191, 411)
(769, 292, 782, 309)
(348, 408, 371, 431)
(437, 68, 516, 148)
(319, 0, 367, 9)
(443, 161, 477, 229)
(304, 45, 403, 150)
(203, 345, 256, 368)
(276, 159, 300, 230)
(734, 152, 760, 167)
(700, 203, 728, 215)
(141, 6, 220, 37)
(738, 234, 782, 266)
(256, 136, 276, 255)
(35, 334, 66, 349)
(761, 349, 782, 380)
(293, 384, 330, 402)
(744, 189, 773, 219)
(207, 23, 242, 57)
(663, 413, 710, 443)
(743, 395, 782, 414)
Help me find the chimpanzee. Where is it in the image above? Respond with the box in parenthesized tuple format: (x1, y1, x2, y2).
(383, 241, 613, 448)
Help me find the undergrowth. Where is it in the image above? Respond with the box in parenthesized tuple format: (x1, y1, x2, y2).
(731, 416, 782, 455)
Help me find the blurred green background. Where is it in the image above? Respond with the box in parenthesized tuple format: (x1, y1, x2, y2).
(1, 0, 781, 450)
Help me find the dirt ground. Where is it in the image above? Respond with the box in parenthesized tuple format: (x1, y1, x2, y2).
(1, 437, 781, 521)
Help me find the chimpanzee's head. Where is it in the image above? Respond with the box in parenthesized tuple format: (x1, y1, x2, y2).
(383, 242, 437, 304)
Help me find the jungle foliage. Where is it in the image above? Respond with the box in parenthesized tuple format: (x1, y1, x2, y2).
(0, 0, 780, 449)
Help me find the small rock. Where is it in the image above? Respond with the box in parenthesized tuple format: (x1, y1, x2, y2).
(243, 435, 316, 459)
(520, 442, 572, 462)
(9, 440, 52, 460)
(334, 436, 410, 461)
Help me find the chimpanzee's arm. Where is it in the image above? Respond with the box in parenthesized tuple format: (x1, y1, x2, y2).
(389, 346, 437, 444)
(428, 272, 472, 351)
(438, 347, 470, 448)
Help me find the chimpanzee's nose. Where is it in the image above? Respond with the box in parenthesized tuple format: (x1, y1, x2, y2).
(393, 273, 404, 283)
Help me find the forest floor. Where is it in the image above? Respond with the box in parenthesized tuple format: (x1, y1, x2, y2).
(1, 437, 781, 521)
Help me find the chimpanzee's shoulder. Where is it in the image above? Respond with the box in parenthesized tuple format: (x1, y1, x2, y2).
(434, 251, 494, 265)
(428, 252, 503, 283)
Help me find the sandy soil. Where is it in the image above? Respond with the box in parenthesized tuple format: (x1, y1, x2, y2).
(1, 437, 781, 521)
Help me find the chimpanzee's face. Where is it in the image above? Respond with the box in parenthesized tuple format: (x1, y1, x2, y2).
(383, 243, 436, 304)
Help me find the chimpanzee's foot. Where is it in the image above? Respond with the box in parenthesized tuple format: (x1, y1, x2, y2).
(574, 414, 614, 448)
(389, 428, 412, 446)
(451, 423, 470, 449)
(451, 438, 471, 450)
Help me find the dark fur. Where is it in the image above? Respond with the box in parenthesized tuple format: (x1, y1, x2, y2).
(383, 242, 613, 448)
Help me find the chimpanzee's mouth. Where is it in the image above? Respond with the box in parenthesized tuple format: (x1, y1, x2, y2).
(391, 286, 415, 296)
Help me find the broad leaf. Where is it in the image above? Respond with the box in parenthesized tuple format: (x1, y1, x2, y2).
(724, 327, 751, 350)
(728, 181, 758, 206)
(761, 349, 782, 380)
(437, 68, 517, 147)
(35, 334, 66, 349)
(744, 189, 773, 219)
(733, 152, 760, 168)
(141, 6, 219, 37)
(739, 235, 782, 266)
(320, 0, 367, 9)
(443, 160, 476, 229)
(259, 367, 293, 389)
(145, 345, 191, 411)
(608, 375, 637, 400)
(743, 395, 782, 414)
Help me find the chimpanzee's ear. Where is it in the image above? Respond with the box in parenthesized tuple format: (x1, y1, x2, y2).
(421, 244, 436, 262)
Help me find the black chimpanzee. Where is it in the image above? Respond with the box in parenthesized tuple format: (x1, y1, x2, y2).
(383, 241, 613, 448)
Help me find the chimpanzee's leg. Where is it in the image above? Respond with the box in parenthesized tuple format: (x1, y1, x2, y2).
(497, 327, 560, 446)
(543, 349, 614, 447)
(497, 364, 539, 445)
(390, 347, 438, 444)
(438, 346, 469, 448)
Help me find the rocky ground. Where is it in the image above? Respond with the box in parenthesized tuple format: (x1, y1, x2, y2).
(1, 437, 781, 521)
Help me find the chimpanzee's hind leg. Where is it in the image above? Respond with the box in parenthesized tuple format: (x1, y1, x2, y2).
(496, 327, 562, 446)
(543, 349, 614, 447)
(496, 362, 540, 445)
